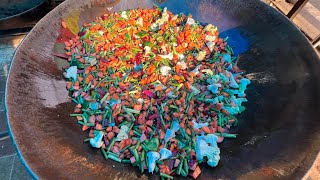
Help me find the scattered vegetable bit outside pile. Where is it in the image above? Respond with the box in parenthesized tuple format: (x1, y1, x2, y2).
(60, 6, 250, 179)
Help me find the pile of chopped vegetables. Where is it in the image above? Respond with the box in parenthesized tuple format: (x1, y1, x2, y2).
(62, 6, 250, 179)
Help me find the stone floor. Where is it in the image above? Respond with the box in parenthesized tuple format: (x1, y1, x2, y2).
(0, 0, 44, 19)
(267, 0, 320, 41)
(0, 34, 33, 180)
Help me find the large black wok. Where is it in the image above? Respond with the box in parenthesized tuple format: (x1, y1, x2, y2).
(5, 0, 320, 179)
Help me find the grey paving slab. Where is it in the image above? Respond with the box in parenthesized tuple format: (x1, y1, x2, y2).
(0, 31, 26, 180)
(0, 111, 8, 133)
(0, 74, 8, 92)
(0, 137, 16, 157)
(10, 155, 33, 180)
(0, 155, 15, 180)
(0, 91, 5, 111)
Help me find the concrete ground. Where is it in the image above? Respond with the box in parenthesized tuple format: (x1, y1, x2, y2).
(266, 0, 320, 41)
(0, 0, 44, 19)
(0, 34, 33, 180)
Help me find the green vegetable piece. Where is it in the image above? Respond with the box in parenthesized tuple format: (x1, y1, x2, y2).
(177, 158, 183, 175)
(147, 138, 159, 151)
(125, 33, 131, 41)
(106, 151, 119, 157)
(160, 173, 173, 179)
(70, 114, 82, 117)
(145, 153, 149, 167)
(120, 145, 131, 153)
(215, 133, 237, 138)
(122, 159, 131, 163)
(180, 169, 188, 177)
(123, 106, 140, 114)
(141, 143, 149, 152)
(141, 150, 146, 162)
(133, 130, 142, 137)
(155, 165, 159, 173)
(169, 105, 179, 111)
(143, 41, 154, 47)
(108, 154, 122, 163)
(183, 158, 189, 174)
(140, 161, 144, 173)
(129, 147, 139, 162)
(101, 148, 108, 160)
(100, 93, 109, 103)
(87, 123, 95, 127)
(156, 160, 164, 165)
(136, 31, 148, 38)
(135, 141, 141, 149)
(238, 105, 246, 113)
(107, 138, 116, 151)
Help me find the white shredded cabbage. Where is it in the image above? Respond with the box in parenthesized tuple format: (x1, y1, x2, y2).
(195, 50, 207, 61)
(121, 11, 128, 19)
(177, 61, 187, 69)
(186, 17, 196, 25)
(159, 53, 173, 60)
(136, 17, 143, 27)
(205, 34, 216, 42)
(151, 7, 169, 30)
(160, 66, 172, 76)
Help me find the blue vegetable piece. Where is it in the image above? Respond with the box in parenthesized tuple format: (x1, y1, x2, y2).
(203, 134, 219, 148)
(190, 85, 201, 94)
(228, 71, 239, 88)
(116, 125, 129, 141)
(212, 97, 219, 104)
(179, 141, 186, 149)
(222, 106, 240, 115)
(230, 96, 247, 106)
(90, 102, 99, 110)
(238, 78, 251, 97)
(207, 75, 220, 84)
(85, 56, 97, 66)
(191, 65, 202, 75)
(218, 95, 224, 101)
(226, 89, 239, 95)
(196, 133, 220, 167)
(206, 97, 218, 104)
(206, 95, 223, 104)
(227, 64, 233, 71)
(171, 120, 180, 132)
(167, 91, 177, 98)
(147, 151, 160, 173)
(222, 53, 231, 62)
(164, 129, 175, 143)
(192, 120, 209, 129)
(90, 131, 104, 148)
(134, 62, 143, 71)
(66, 66, 78, 80)
(207, 84, 221, 94)
(109, 99, 121, 107)
(219, 73, 229, 83)
(159, 148, 172, 160)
